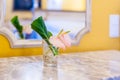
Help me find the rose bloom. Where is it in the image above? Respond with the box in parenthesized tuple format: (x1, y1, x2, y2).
(49, 34, 72, 49)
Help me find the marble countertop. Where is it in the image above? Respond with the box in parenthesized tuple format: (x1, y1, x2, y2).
(0, 50, 120, 80)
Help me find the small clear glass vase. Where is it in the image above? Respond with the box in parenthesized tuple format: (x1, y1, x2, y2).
(43, 41, 57, 67)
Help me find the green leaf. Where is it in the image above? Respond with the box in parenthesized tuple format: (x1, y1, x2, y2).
(31, 16, 59, 56)
(48, 31, 53, 38)
(11, 16, 24, 39)
(31, 17, 49, 40)
(53, 46, 59, 56)
(49, 45, 59, 56)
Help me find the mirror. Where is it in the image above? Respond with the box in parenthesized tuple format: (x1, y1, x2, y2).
(0, 0, 91, 48)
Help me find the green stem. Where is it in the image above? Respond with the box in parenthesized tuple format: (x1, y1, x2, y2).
(44, 39, 58, 56)
(45, 49, 51, 54)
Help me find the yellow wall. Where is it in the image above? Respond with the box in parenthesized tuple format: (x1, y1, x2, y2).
(42, 0, 86, 11)
(0, 35, 42, 57)
(63, 0, 120, 53)
(0, 0, 120, 57)
(62, 0, 86, 11)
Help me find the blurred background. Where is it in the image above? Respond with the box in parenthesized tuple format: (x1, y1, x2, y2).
(5, 0, 86, 40)
(0, 0, 119, 57)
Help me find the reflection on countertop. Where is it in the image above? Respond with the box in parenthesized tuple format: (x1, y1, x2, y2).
(0, 50, 120, 80)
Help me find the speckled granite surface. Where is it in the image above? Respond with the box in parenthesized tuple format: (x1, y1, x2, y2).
(0, 50, 120, 80)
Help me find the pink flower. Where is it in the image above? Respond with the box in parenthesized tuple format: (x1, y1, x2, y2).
(49, 34, 72, 49)
(59, 34, 72, 47)
(49, 36, 66, 49)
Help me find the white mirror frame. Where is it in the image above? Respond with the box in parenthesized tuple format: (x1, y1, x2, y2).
(0, 0, 91, 48)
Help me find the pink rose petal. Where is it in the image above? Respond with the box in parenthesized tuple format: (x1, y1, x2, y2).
(59, 34, 72, 47)
(49, 33, 72, 49)
(49, 36, 66, 49)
